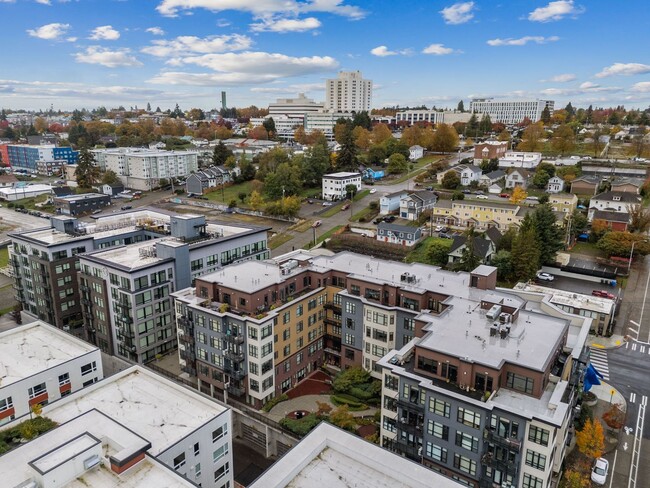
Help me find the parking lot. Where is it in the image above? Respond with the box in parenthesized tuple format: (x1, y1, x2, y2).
(533, 273, 623, 300)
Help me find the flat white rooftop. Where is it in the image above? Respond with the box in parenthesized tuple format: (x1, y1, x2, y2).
(38, 366, 228, 455)
(323, 172, 361, 178)
(0, 321, 97, 388)
(83, 240, 164, 269)
(513, 282, 614, 314)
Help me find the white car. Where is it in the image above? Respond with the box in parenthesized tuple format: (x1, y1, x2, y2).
(536, 272, 555, 282)
(476, 194, 489, 200)
(435, 225, 443, 232)
(369, 188, 377, 194)
(591, 458, 609, 485)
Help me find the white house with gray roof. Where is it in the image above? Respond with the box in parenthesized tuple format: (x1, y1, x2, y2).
(376, 222, 422, 246)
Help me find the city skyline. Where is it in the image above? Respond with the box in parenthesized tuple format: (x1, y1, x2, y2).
(0, 0, 649, 111)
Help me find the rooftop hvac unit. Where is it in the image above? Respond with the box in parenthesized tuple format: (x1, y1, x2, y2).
(499, 312, 511, 324)
(486, 305, 502, 320)
(490, 324, 498, 337)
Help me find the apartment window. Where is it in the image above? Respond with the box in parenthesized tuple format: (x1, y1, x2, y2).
(455, 431, 479, 452)
(212, 424, 228, 442)
(345, 302, 356, 313)
(525, 449, 547, 471)
(344, 333, 354, 345)
(425, 443, 447, 463)
(214, 462, 230, 483)
(0, 397, 13, 412)
(346, 318, 355, 330)
(195, 462, 202, 478)
(528, 426, 550, 446)
(404, 317, 415, 331)
(457, 407, 481, 429)
(261, 343, 272, 357)
(28, 382, 46, 399)
(283, 311, 290, 324)
(249, 362, 259, 375)
(250, 379, 259, 392)
(523, 474, 544, 488)
(384, 374, 398, 391)
(58, 373, 70, 386)
(248, 345, 258, 358)
(427, 420, 449, 440)
(213, 443, 229, 462)
(453, 454, 477, 476)
(283, 329, 291, 340)
(429, 398, 450, 418)
(283, 345, 291, 356)
(173, 452, 186, 470)
(506, 372, 534, 395)
(80, 361, 97, 376)
(194, 443, 200, 456)
(296, 304, 303, 317)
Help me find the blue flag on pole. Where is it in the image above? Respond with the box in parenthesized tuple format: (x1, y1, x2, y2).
(583, 363, 604, 392)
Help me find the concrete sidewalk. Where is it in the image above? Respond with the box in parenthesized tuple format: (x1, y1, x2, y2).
(589, 334, 626, 349)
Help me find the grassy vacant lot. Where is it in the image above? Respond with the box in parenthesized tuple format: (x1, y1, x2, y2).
(304, 225, 344, 249)
(405, 236, 449, 264)
(204, 181, 255, 206)
(350, 206, 377, 223)
(570, 241, 605, 258)
(269, 233, 294, 250)
(0, 247, 9, 268)
(379, 155, 445, 185)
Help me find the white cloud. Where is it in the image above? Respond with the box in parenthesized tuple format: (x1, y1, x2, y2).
(595, 62, 650, 78)
(439, 2, 475, 25)
(156, 0, 365, 19)
(539, 82, 620, 97)
(27, 23, 71, 40)
(631, 82, 650, 93)
(544, 73, 576, 82)
(149, 51, 338, 85)
(528, 1, 584, 22)
(142, 34, 252, 57)
(89, 25, 120, 41)
(370, 45, 412, 57)
(422, 43, 458, 55)
(146, 27, 165, 36)
(487, 36, 559, 46)
(250, 82, 323, 93)
(35, 0, 51, 4)
(251, 16, 321, 32)
(74, 46, 142, 68)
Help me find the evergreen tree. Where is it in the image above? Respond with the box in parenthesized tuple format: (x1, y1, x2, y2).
(352, 111, 372, 130)
(540, 106, 551, 124)
(457, 227, 481, 272)
(533, 204, 565, 265)
(564, 102, 575, 122)
(262, 117, 276, 138)
(466, 114, 479, 137)
(75, 149, 100, 189)
(511, 226, 540, 281)
(212, 140, 233, 166)
(336, 123, 358, 171)
(301, 138, 331, 187)
(585, 105, 593, 124)
(478, 114, 492, 135)
(146, 102, 152, 112)
(457, 100, 465, 112)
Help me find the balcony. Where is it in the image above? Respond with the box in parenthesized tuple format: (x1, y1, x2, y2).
(394, 438, 422, 461)
(224, 333, 244, 345)
(180, 349, 196, 362)
(324, 317, 341, 327)
(485, 430, 522, 453)
(397, 417, 423, 436)
(224, 349, 245, 362)
(324, 347, 341, 356)
(324, 302, 342, 313)
(480, 451, 518, 476)
(227, 384, 246, 397)
(397, 398, 424, 413)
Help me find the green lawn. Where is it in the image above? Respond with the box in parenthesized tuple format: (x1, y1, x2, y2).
(269, 233, 294, 249)
(0, 247, 9, 268)
(321, 202, 346, 218)
(405, 237, 449, 263)
(353, 189, 371, 202)
(570, 241, 605, 258)
(350, 207, 377, 222)
(204, 181, 255, 206)
(304, 225, 344, 248)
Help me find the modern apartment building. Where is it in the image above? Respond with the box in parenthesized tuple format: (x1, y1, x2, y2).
(469, 99, 555, 125)
(325, 71, 372, 112)
(321, 172, 362, 201)
(395, 110, 472, 126)
(90, 148, 199, 191)
(4, 144, 78, 172)
(9, 209, 269, 347)
(1, 366, 233, 488)
(378, 266, 590, 488)
(431, 199, 533, 231)
(0, 320, 103, 426)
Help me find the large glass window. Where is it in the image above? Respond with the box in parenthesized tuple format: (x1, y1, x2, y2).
(506, 372, 534, 395)
(457, 407, 481, 429)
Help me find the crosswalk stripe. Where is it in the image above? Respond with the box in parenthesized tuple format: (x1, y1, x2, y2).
(630, 392, 636, 403)
(642, 345, 646, 354)
(633, 343, 638, 351)
(589, 349, 610, 380)
(626, 342, 630, 349)
(643, 396, 648, 407)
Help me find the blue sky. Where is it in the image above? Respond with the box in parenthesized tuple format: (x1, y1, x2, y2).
(1, 0, 649, 111)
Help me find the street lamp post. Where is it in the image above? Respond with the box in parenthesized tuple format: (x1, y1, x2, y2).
(312, 226, 316, 249)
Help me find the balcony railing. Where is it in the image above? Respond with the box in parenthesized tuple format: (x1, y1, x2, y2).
(324, 347, 341, 356)
(324, 317, 341, 326)
(224, 334, 244, 345)
(397, 418, 423, 436)
(396, 398, 425, 413)
(480, 451, 518, 476)
(484, 430, 522, 453)
(227, 384, 246, 397)
(394, 438, 422, 461)
(324, 302, 342, 313)
(224, 350, 245, 362)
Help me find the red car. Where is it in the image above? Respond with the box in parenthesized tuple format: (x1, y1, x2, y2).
(499, 193, 510, 198)
(592, 290, 616, 300)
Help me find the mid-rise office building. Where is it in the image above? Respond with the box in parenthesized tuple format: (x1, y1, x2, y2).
(395, 110, 472, 126)
(1, 366, 233, 488)
(9, 209, 269, 351)
(90, 148, 199, 191)
(469, 99, 555, 125)
(303, 112, 353, 139)
(0, 320, 103, 426)
(268, 93, 325, 117)
(325, 71, 372, 113)
(5, 144, 78, 172)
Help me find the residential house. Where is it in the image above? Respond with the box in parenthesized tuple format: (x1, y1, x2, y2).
(99, 182, 125, 196)
(409, 145, 424, 161)
(399, 190, 437, 221)
(483, 226, 503, 248)
(570, 175, 600, 195)
(498, 151, 542, 169)
(376, 222, 422, 246)
(611, 178, 643, 194)
(380, 190, 408, 215)
(592, 210, 630, 232)
(431, 199, 532, 231)
(185, 165, 233, 195)
(505, 168, 530, 189)
(549, 193, 578, 215)
(436, 166, 462, 185)
(546, 176, 564, 193)
(0, 173, 18, 188)
(363, 168, 385, 181)
(459, 165, 483, 186)
(478, 170, 505, 188)
(488, 183, 502, 194)
(53, 193, 111, 216)
(588, 191, 641, 221)
(473, 141, 508, 161)
(447, 235, 495, 265)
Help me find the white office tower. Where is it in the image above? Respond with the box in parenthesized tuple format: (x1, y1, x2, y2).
(469, 99, 555, 125)
(325, 71, 372, 112)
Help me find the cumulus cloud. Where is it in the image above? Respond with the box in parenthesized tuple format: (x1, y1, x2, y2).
(440, 2, 475, 25)
(528, 1, 584, 22)
(142, 34, 252, 57)
(74, 46, 142, 68)
(89, 25, 120, 41)
(370, 45, 412, 57)
(539, 82, 620, 97)
(422, 43, 458, 55)
(251, 16, 321, 32)
(487, 36, 559, 46)
(595, 62, 650, 78)
(149, 51, 338, 85)
(156, 0, 365, 19)
(543, 73, 576, 82)
(35, 0, 51, 4)
(631, 82, 650, 93)
(146, 27, 165, 36)
(27, 23, 71, 40)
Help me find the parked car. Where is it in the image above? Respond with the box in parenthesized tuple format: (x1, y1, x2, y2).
(373, 218, 383, 225)
(312, 220, 322, 228)
(591, 458, 609, 485)
(92, 209, 102, 215)
(384, 215, 396, 223)
(476, 194, 489, 200)
(439, 232, 453, 239)
(536, 272, 555, 282)
(592, 290, 616, 300)
(440, 226, 450, 233)
(435, 225, 443, 232)
(341, 203, 350, 210)
(462, 189, 471, 194)
(369, 188, 377, 194)
(475, 190, 484, 195)
(499, 193, 510, 198)
(322, 202, 333, 207)
(307, 199, 313, 204)
(121, 205, 133, 211)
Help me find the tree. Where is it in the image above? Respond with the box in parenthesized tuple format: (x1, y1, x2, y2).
(533, 204, 565, 265)
(294, 126, 307, 144)
(238, 159, 256, 182)
(262, 117, 276, 138)
(598, 232, 650, 257)
(212, 140, 233, 167)
(146, 102, 152, 112)
(497, 128, 510, 142)
(571, 210, 588, 237)
(560, 470, 590, 488)
(540, 105, 551, 124)
(401, 125, 423, 147)
(509, 187, 527, 204)
(602, 403, 625, 431)
(479, 158, 499, 174)
(532, 171, 551, 189)
(387, 153, 408, 175)
(75, 149, 100, 188)
(466, 114, 479, 137)
(457, 100, 465, 112)
(456, 227, 481, 272)
(431, 124, 459, 153)
(334, 120, 350, 144)
(186, 108, 205, 121)
(576, 418, 605, 460)
(590, 128, 605, 157)
(329, 405, 356, 431)
(371, 123, 392, 145)
(101, 169, 120, 185)
(367, 144, 386, 165)
(336, 123, 358, 171)
(382, 137, 410, 159)
(265, 195, 301, 218)
(214, 125, 232, 140)
(442, 170, 460, 189)
(497, 228, 517, 251)
(352, 125, 371, 150)
(628, 204, 650, 233)
(263, 162, 303, 199)
(249, 190, 263, 210)
(478, 114, 492, 135)
(352, 111, 372, 130)
(426, 239, 453, 266)
(517, 122, 545, 152)
(551, 124, 575, 155)
(511, 227, 540, 281)
(302, 139, 331, 187)
(345, 184, 358, 201)
(33, 116, 48, 133)
(491, 250, 513, 281)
